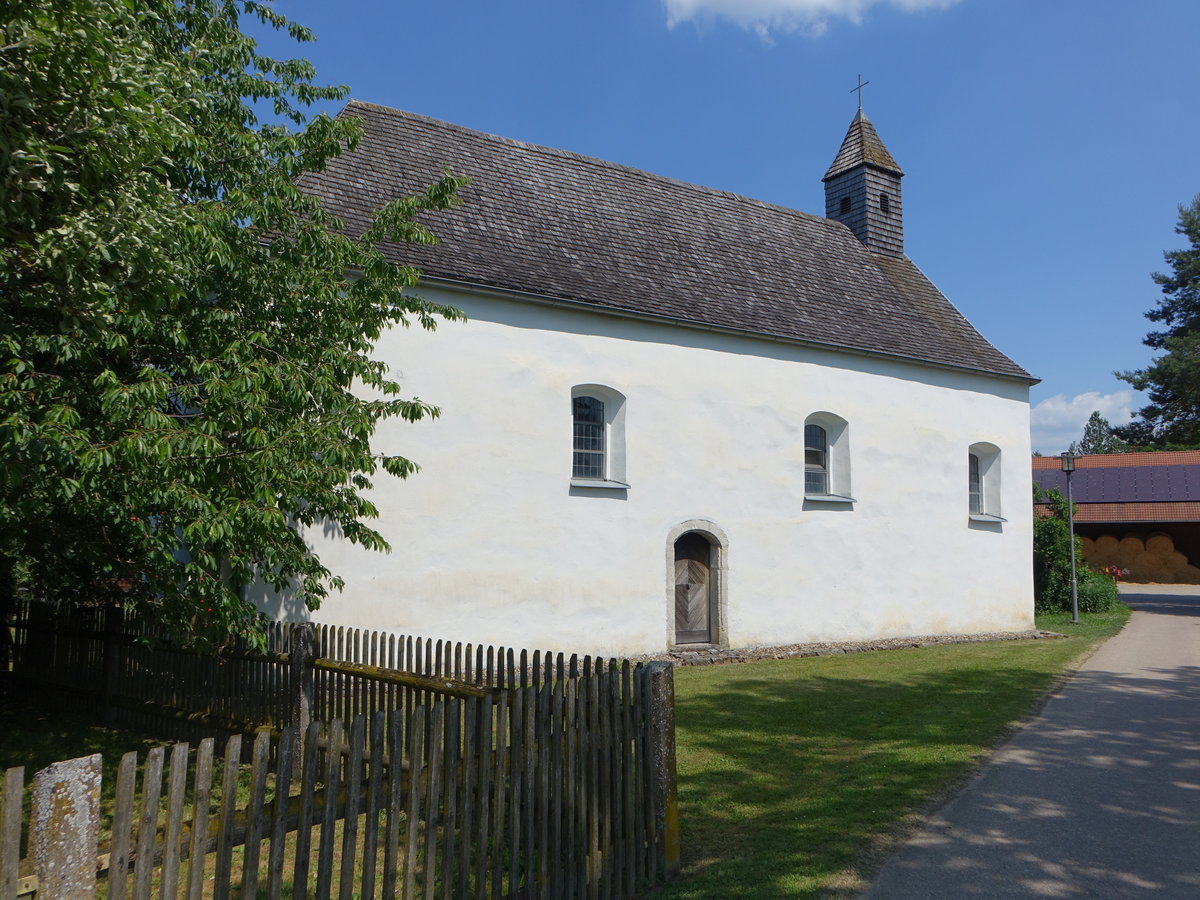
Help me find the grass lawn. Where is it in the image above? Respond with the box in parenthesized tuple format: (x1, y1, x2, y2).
(655, 607, 1132, 899)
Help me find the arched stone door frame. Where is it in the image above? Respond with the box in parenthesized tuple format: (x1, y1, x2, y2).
(665, 519, 729, 649)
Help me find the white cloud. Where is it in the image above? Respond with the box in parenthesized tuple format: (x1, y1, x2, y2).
(662, 0, 960, 37)
(1030, 391, 1137, 456)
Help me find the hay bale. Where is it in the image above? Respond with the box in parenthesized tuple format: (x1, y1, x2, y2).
(1160, 551, 1190, 577)
(1145, 532, 1176, 556)
(1124, 550, 1158, 582)
(1094, 534, 1120, 555)
(1177, 565, 1200, 585)
(1078, 536, 1096, 558)
(1117, 535, 1146, 557)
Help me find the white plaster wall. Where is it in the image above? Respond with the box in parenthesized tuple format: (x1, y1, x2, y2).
(263, 286, 1034, 658)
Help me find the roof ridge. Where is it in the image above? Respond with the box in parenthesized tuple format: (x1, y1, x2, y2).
(343, 99, 834, 230)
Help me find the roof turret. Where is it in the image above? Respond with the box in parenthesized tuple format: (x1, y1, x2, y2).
(822, 109, 903, 182)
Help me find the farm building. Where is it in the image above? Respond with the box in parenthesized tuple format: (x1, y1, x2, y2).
(1033, 451, 1200, 583)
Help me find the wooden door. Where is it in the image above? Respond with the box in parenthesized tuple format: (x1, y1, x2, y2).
(674, 533, 712, 644)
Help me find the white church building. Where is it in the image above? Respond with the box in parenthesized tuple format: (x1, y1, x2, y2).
(271, 100, 1037, 657)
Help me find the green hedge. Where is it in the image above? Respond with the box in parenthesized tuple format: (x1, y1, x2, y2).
(1033, 486, 1120, 613)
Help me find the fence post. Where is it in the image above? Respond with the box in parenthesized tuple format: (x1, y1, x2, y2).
(30, 754, 102, 899)
(290, 623, 316, 744)
(645, 661, 680, 878)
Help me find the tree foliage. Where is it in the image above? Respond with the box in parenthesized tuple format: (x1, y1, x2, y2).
(1068, 410, 1126, 456)
(1115, 195, 1200, 448)
(1, 0, 464, 644)
(1032, 487, 1119, 614)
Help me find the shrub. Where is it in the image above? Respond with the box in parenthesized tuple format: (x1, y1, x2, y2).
(1077, 566, 1121, 612)
(1033, 486, 1120, 613)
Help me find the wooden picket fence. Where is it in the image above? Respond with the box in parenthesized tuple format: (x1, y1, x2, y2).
(2, 691, 670, 898)
(2, 600, 680, 897)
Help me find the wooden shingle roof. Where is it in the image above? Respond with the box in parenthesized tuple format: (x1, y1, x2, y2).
(300, 101, 1033, 383)
(822, 109, 903, 180)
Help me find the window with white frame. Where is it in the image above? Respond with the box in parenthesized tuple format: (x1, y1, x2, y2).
(572, 396, 605, 478)
(968, 442, 1003, 521)
(804, 424, 828, 494)
(804, 412, 852, 501)
(571, 385, 627, 487)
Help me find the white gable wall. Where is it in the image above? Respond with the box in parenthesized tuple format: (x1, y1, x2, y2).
(261, 285, 1034, 657)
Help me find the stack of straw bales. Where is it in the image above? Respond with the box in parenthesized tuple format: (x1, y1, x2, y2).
(1079, 531, 1200, 583)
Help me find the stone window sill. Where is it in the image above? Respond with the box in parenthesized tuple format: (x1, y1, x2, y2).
(804, 493, 856, 505)
(570, 478, 631, 491)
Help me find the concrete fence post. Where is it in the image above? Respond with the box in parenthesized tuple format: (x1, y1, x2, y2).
(31, 754, 102, 899)
(290, 623, 316, 747)
(646, 660, 680, 878)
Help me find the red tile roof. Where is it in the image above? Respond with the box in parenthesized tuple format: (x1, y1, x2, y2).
(1032, 450, 1200, 469)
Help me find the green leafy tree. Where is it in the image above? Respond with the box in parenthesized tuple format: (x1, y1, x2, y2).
(1, 0, 464, 644)
(1033, 487, 1119, 614)
(1116, 195, 1200, 447)
(1068, 410, 1126, 455)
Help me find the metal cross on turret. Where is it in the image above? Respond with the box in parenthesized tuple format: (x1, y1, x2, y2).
(850, 74, 870, 111)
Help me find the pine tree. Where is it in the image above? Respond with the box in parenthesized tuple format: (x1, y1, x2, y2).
(1070, 411, 1126, 455)
(1116, 196, 1200, 447)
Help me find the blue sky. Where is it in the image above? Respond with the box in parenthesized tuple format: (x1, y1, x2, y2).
(252, 0, 1200, 454)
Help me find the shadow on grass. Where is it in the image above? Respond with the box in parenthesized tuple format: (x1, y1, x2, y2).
(656, 651, 1101, 899)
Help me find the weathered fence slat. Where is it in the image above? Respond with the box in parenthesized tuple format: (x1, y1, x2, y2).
(107, 752, 137, 900)
(240, 729, 271, 897)
(471, 694, 492, 900)
(440, 698, 459, 900)
(404, 709, 426, 900)
(423, 702, 445, 900)
(383, 715, 404, 899)
(293, 720, 321, 894)
(266, 726, 296, 900)
(338, 716, 365, 900)
(507, 686, 523, 900)
(159, 742, 189, 900)
(489, 691, 509, 900)
(1, 767, 23, 899)
(315, 719, 343, 899)
(457, 697, 476, 900)
(184, 738, 214, 900)
(361, 711, 385, 899)
(133, 746, 164, 900)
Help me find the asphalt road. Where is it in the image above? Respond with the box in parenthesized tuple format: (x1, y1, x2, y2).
(862, 585, 1200, 898)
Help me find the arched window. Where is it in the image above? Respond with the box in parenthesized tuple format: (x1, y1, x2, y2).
(804, 424, 828, 495)
(571, 384, 628, 487)
(968, 442, 1003, 521)
(572, 395, 605, 478)
(804, 412, 852, 501)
